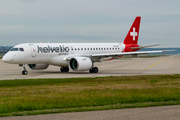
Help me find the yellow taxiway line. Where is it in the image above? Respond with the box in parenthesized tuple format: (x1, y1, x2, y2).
(145, 58, 168, 69)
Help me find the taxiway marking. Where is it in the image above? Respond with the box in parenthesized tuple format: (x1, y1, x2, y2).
(145, 58, 168, 69)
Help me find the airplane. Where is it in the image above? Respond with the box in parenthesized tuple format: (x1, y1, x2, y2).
(2, 16, 168, 75)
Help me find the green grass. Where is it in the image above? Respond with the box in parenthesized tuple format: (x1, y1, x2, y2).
(1, 75, 180, 117)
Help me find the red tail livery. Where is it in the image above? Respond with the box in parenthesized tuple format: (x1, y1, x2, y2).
(123, 16, 141, 52)
(123, 16, 141, 45)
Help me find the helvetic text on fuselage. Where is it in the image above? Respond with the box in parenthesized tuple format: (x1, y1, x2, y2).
(37, 45, 70, 53)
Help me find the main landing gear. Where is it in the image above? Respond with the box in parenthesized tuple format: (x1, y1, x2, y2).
(21, 64, 28, 75)
(60, 66, 69, 72)
(89, 67, 98, 73)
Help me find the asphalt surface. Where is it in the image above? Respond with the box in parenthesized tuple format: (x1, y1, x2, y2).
(0, 55, 180, 80)
(1, 105, 180, 120)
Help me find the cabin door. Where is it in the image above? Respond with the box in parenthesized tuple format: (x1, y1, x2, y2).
(71, 46, 74, 54)
(29, 44, 37, 57)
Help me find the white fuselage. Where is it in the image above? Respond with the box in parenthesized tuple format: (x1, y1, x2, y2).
(3, 43, 125, 66)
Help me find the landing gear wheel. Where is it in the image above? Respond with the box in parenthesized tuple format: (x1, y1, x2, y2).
(94, 67, 98, 73)
(22, 70, 28, 75)
(89, 67, 98, 73)
(64, 67, 69, 72)
(60, 67, 69, 73)
(60, 67, 65, 72)
(21, 64, 28, 75)
(89, 69, 93, 73)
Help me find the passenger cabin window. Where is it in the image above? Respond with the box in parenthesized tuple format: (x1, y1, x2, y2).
(19, 48, 24, 51)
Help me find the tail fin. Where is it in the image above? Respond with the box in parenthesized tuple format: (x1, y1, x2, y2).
(123, 16, 141, 45)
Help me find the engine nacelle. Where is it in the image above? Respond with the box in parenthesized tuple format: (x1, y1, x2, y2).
(28, 64, 49, 70)
(69, 57, 92, 71)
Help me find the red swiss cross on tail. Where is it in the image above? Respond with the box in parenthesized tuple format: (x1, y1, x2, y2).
(123, 16, 141, 45)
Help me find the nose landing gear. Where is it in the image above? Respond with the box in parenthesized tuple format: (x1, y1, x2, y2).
(20, 64, 28, 75)
(22, 70, 28, 75)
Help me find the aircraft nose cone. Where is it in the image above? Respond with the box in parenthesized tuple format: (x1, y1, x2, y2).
(2, 54, 10, 63)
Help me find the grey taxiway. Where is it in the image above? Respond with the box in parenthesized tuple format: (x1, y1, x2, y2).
(2, 105, 180, 120)
(0, 55, 180, 80)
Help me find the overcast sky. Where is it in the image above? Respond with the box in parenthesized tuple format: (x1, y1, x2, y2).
(0, 0, 179, 47)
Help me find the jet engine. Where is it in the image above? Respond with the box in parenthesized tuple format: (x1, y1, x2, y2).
(28, 64, 49, 70)
(69, 57, 92, 71)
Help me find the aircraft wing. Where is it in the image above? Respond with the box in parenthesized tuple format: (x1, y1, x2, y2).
(63, 50, 174, 61)
(91, 50, 169, 57)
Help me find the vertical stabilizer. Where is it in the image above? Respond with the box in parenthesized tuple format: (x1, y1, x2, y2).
(123, 16, 141, 45)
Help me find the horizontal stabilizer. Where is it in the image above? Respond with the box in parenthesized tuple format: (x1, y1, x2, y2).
(131, 44, 160, 50)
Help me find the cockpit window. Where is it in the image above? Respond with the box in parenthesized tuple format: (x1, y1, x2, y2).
(19, 48, 24, 51)
(11, 48, 19, 51)
(10, 48, 24, 52)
